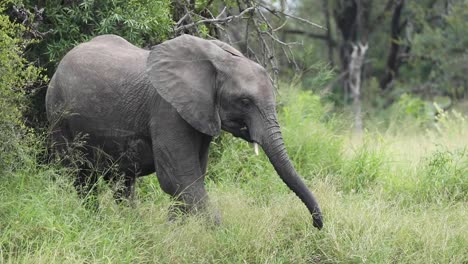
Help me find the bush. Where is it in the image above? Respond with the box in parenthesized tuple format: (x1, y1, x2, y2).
(431, 103, 467, 137)
(25, 0, 173, 66)
(419, 148, 467, 202)
(402, 1, 468, 99)
(340, 139, 387, 193)
(278, 86, 343, 177)
(0, 2, 43, 173)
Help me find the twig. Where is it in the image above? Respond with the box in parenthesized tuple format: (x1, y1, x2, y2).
(257, 2, 326, 30)
(216, 6, 227, 19)
(322, 70, 348, 95)
(272, 18, 288, 32)
(283, 29, 337, 47)
(174, 6, 255, 33)
(263, 31, 301, 46)
(172, 0, 319, 83)
(176, 13, 190, 26)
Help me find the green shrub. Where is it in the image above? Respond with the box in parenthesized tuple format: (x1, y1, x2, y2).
(383, 93, 433, 133)
(21, 0, 173, 66)
(278, 87, 343, 177)
(340, 139, 387, 193)
(431, 103, 467, 137)
(0, 2, 43, 173)
(419, 148, 467, 202)
(403, 1, 468, 99)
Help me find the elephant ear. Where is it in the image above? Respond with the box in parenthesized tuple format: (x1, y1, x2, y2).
(210, 40, 245, 58)
(146, 35, 228, 136)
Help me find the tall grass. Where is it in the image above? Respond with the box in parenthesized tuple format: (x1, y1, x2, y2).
(1, 88, 467, 263)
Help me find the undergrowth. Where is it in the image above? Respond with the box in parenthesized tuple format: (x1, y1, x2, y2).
(1, 87, 467, 263)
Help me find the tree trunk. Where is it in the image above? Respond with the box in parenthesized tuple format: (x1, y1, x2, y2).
(348, 43, 368, 134)
(380, 0, 406, 90)
(322, 0, 334, 67)
(334, 0, 371, 104)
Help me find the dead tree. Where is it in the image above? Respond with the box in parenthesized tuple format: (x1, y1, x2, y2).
(334, 0, 371, 102)
(348, 43, 368, 134)
(171, 0, 325, 85)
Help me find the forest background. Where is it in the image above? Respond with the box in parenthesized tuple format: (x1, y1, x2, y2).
(1, 0, 467, 263)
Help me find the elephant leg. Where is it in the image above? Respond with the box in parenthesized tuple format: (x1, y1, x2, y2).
(153, 143, 208, 216)
(150, 113, 212, 219)
(197, 134, 221, 224)
(49, 124, 72, 166)
(74, 169, 99, 210)
(112, 174, 136, 206)
(50, 125, 99, 209)
(199, 134, 212, 175)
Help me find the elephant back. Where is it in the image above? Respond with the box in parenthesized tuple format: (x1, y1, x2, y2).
(46, 34, 152, 128)
(64, 35, 149, 75)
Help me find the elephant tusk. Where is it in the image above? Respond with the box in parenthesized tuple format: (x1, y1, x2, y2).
(254, 142, 259, 156)
(249, 143, 259, 156)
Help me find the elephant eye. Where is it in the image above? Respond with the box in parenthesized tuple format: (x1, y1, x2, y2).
(241, 98, 251, 107)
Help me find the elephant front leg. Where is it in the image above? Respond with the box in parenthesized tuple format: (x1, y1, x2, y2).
(150, 101, 218, 222)
(153, 144, 209, 217)
(150, 115, 213, 220)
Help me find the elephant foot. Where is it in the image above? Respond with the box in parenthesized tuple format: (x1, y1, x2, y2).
(167, 203, 222, 226)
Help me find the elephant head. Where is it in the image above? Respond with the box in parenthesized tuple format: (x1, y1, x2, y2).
(147, 35, 323, 229)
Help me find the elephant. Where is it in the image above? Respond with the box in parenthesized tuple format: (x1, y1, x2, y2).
(46, 34, 323, 229)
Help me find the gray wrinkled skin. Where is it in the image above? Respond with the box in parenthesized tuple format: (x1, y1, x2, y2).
(46, 34, 323, 229)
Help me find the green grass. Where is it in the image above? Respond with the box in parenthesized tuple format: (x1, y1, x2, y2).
(1, 88, 467, 263)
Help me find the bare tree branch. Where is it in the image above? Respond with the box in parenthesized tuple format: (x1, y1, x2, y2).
(283, 29, 337, 46)
(176, 13, 190, 26)
(256, 2, 327, 30)
(272, 18, 288, 32)
(171, 0, 326, 86)
(174, 7, 255, 33)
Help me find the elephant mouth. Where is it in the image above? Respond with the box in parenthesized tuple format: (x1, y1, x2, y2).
(239, 126, 253, 142)
(222, 119, 254, 142)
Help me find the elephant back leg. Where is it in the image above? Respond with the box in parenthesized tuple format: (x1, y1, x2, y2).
(108, 139, 154, 205)
(74, 169, 99, 209)
(109, 173, 136, 206)
(49, 120, 100, 208)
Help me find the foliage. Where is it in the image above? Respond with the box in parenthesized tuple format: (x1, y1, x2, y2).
(419, 147, 467, 202)
(0, 2, 43, 173)
(340, 139, 387, 193)
(1, 1, 467, 262)
(19, 0, 173, 68)
(401, 0, 468, 99)
(385, 93, 433, 131)
(277, 86, 343, 177)
(10, 0, 173, 129)
(1, 88, 468, 263)
(287, 0, 468, 107)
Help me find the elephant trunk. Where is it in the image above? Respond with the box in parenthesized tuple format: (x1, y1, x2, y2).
(258, 116, 323, 229)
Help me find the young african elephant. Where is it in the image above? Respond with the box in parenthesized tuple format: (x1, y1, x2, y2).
(46, 34, 323, 229)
